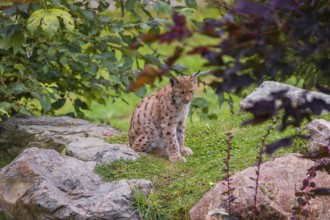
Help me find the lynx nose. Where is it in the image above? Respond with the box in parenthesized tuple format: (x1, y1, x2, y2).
(183, 95, 192, 104)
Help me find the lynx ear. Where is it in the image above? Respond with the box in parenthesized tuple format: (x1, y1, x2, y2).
(191, 70, 201, 83)
(170, 75, 179, 87)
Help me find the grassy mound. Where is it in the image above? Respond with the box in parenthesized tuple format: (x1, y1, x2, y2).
(96, 112, 306, 220)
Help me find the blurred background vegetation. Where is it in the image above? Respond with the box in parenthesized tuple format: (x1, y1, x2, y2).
(0, 0, 223, 130)
(2, 0, 329, 131)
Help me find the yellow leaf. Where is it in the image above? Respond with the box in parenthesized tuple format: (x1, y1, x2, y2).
(26, 8, 74, 38)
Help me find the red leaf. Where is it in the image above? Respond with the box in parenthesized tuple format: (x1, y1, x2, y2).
(130, 34, 157, 49)
(128, 64, 162, 92)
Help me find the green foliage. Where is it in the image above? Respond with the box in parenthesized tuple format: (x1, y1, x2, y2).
(0, 212, 6, 220)
(0, 0, 190, 120)
(185, 0, 198, 9)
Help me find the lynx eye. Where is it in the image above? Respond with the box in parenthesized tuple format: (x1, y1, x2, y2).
(190, 90, 194, 93)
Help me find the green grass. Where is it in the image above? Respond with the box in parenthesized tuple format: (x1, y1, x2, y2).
(0, 213, 6, 220)
(0, 154, 14, 169)
(96, 111, 307, 220)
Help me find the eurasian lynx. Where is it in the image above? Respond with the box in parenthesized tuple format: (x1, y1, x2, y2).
(129, 72, 200, 162)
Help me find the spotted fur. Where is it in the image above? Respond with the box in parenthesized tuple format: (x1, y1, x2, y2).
(128, 72, 200, 162)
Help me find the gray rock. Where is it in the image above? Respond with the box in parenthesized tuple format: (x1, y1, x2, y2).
(0, 115, 120, 157)
(304, 119, 330, 151)
(67, 137, 139, 164)
(0, 115, 139, 165)
(0, 147, 153, 220)
(240, 81, 330, 110)
(190, 154, 330, 220)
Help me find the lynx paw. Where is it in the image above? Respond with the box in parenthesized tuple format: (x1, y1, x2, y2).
(169, 155, 187, 163)
(181, 147, 193, 156)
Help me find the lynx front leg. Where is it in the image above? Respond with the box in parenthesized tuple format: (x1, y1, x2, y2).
(161, 123, 186, 162)
(177, 121, 193, 156)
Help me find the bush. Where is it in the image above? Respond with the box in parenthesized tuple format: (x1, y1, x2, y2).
(0, 0, 196, 119)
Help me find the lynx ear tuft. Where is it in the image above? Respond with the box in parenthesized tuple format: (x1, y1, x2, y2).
(170, 75, 179, 87)
(191, 70, 201, 83)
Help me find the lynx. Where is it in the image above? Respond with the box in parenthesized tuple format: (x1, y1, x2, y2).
(129, 72, 200, 162)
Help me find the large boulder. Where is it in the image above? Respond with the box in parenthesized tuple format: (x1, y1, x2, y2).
(0, 115, 139, 164)
(0, 147, 153, 220)
(67, 137, 139, 164)
(304, 119, 330, 151)
(190, 154, 330, 220)
(240, 81, 330, 110)
(0, 115, 119, 154)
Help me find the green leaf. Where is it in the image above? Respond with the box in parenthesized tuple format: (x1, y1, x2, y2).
(69, 61, 84, 71)
(135, 85, 147, 98)
(101, 35, 122, 45)
(89, 63, 98, 75)
(81, 73, 94, 80)
(90, 82, 102, 91)
(3, 5, 18, 17)
(171, 64, 189, 72)
(218, 92, 224, 107)
(60, 56, 68, 66)
(207, 113, 218, 120)
(0, 31, 25, 53)
(32, 92, 52, 112)
(110, 75, 121, 83)
(41, 15, 60, 38)
(11, 32, 25, 53)
(13, 63, 24, 70)
(153, 1, 172, 14)
(198, 111, 207, 120)
(0, 102, 12, 117)
(42, 64, 49, 73)
(144, 54, 160, 66)
(80, 9, 94, 20)
(121, 55, 133, 68)
(27, 8, 74, 38)
(192, 97, 208, 108)
(185, 0, 197, 9)
(63, 42, 81, 53)
(10, 82, 28, 95)
(126, 0, 137, 12)
(52, 98, 66, 110)
(74, 99, 88, 110)
(0, 24, 23, 37)
(101, 60, 116, 71)
(202, 106, 208, 114)
(120, 34, 133, 45)
(40, 95, 52, 112)
(18, 106, 32, 116)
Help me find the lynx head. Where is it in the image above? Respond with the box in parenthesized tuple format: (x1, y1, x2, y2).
(169, 71, 200, 105)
